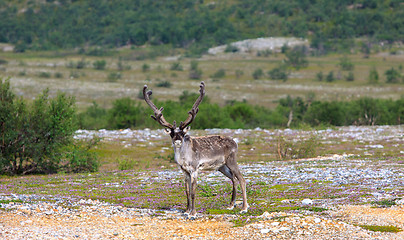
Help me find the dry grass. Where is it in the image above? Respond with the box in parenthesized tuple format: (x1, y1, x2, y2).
(1, 49, 403, 111)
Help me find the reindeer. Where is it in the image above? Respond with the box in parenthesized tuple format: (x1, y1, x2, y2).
(143, 81, 248, 219)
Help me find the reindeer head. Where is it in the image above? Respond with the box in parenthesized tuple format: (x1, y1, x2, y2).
(143, 82, 205, 148)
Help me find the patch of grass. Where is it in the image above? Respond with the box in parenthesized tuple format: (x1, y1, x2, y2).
(206, 209, 235, 215)
(358, 225, 401, 233)
(275, 135, 319, 160)
(231, 216, 261, 228)
(371, 199, 397, 208)
(0, 199, 24, 204)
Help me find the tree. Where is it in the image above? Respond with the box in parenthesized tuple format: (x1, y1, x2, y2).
(93, 60, 107, 70)
(189, 60, 202, 80)
(385, 68, 402, 83)
(338, 56, 354, 71)
(0, 78, 98, 175)
(368, 67, 379, 84)
(285, 46, 309, 69)
(252, 68, 263, 80)
(268, 65, 288, 81)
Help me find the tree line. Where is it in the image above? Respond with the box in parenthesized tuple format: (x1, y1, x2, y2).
(1, 0, 403, 54)
(79, 91, 404, 130)
(1, 77, 403, 175)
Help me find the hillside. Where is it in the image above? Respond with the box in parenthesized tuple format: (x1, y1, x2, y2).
(0, 0, 403, 53)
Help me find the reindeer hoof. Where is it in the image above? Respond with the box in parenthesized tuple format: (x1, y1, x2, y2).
(240, 204, 249, 214)
(186, 214, 197, 220)
(227, 205, 235, 210)
(240, 209, 248, 214)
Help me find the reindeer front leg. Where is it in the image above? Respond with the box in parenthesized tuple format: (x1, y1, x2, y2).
(188, 171, 198, 219)
(183, 172, 191, 216)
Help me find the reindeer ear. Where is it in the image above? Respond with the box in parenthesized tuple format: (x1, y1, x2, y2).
(164, 128, 171, 135)
(183, 126, 191, 134)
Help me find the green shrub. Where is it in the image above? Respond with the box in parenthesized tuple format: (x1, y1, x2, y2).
(368, 67, 379, 84)
(326, 71, 335, 82)
(211, 69, 226, 79)
(62, 138, 99, 173)
(108, 97, 146, 129)
(316, 71, 324, 81)
(142, 63, 150, 72)
(93, 60, 107, 70)
(0, 59, 8, 65)
(76, 59, 87, 69)
(276, 135, 318, 160)
(385, 67, 402, 83)
(252, 68, 263, 80)
(38, 72, 51, 78)
(170, 62, 183, 71)
(69, 71, 80, 79)
(345, 71, 354, 81)
(304, 101, 345, 126)
(77, 102, 108, 130)
(268, 65, 288, 81)
(118, 157, 136, 171)
(156, 80, 172, 88)
(0, 78, 97, 175)
(107, 72, 121, 82)
(54, 72, 63, 78)
(285, 46, 308, 69)
(189, 60, 202, 80)
(338, 56, 354, 71)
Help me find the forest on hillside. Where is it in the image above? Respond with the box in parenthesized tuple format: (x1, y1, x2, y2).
(0, 0, 403, 53)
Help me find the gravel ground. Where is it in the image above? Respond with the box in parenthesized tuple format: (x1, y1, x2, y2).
(1, 195, 404, 239)
(1, 125, 403, 239)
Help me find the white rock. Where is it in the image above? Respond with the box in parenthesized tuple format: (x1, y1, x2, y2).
(301, 199, 313, 205)
(281, 199, 291, 204)
(314, 218, 321, 223)
(261, 211, 271, 218)
(261, 229, 270, 234)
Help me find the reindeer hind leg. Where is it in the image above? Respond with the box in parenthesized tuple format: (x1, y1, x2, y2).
(225, 153, 249, 213)
(218, 165, 237, 210)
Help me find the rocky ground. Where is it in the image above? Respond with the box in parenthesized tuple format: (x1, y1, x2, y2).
(1, 125, 403, 239)
(1, 195, 404, 239)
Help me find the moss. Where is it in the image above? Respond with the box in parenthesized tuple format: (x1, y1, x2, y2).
(371, 199, 397, 208)
(358, 225, 401, 233)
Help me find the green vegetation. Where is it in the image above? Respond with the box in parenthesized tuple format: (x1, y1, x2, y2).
(78, 92, 404, 130)
(276, 135, 319, 160)
(0, 0, 402, 54)
(371, 199, 397, 208)
(358, 225, 401, 233)
(0, 78, 98, 175)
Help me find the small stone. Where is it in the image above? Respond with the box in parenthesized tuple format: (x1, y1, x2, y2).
(261, 211, 271, 218)
(281, 199, 291, 204)
(314, 218, 321, 223)
(261, 229, 270, 234)
(301, 199, 313, 205)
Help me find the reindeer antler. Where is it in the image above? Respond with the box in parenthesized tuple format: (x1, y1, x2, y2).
(179, 81, 205, 130)
(143, 85, 175, 129)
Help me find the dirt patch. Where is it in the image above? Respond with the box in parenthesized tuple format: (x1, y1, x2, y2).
(1, 201, 404, 239)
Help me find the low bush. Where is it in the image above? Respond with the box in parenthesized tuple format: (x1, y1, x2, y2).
(0, 78, 98, 175)
(276, 135, 319, 160)
(252, 68, 263, 80)
(77, 91, 404, 130)
(93, 60, 107, 70)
